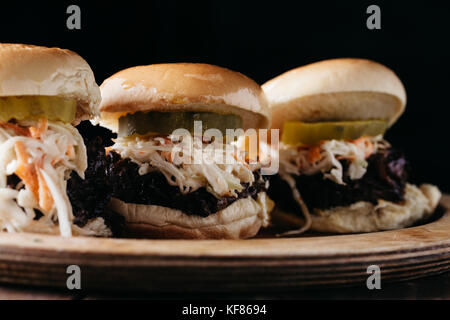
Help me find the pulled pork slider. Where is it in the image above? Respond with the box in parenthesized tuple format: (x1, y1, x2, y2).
(0, 43, 116, 237)
(99, 63, 274, 239)
(263, 58, 441, 234)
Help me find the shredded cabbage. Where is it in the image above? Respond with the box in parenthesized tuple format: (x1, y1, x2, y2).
(110, 134, 258, 197)
(0, 120, 87, 237)
(276, 172, 312, 237)
(278, 135, 388, 185)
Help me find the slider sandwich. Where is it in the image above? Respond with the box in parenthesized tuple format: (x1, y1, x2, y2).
(0, 43, 116, 237)
(263, 58, 441, 234)
(99, 63, 274, 239)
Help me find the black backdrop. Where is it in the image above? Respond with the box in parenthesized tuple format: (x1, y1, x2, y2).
(1, 1, 449, 191)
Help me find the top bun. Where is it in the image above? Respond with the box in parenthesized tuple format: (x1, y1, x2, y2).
(0, 43, 101, 124)
(262, 58, 406, 130)
(99, 63, 270, 131)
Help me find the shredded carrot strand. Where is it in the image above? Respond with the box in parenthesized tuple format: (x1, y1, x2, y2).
(14, 141, 39, 202)
(351, 137, 374, 158)
(14, 140, 54, 212)
(36, 164, 53, 212)
(307, 146, 322, 163)
(29, 118, 48, 139)
(65, 144, 75, 159)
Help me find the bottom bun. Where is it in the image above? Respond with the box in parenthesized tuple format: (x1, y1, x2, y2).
(108, 192, 274, 239)
(271, 183, 441, 234)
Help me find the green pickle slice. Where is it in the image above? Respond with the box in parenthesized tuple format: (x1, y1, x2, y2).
(0, 96, 77, 123)
(282, 120, 388, 146)
(118, 111, 243, 137)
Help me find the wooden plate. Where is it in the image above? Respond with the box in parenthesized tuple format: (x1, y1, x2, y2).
(0, 195, 449, 292)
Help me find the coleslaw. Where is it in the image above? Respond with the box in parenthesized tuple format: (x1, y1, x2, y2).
(0, 119, 88, 237)
(278, 135, 389, 185)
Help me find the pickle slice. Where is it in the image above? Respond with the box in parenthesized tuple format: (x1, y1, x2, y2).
(0, 96, 77, 123)
(282, 120, 388, 146)
(118, 111, 243, 137)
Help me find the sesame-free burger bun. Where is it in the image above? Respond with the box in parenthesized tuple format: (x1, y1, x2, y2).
(99, 63, 270, 131)
(108, 192, 274, 239)
(0, 43, 101, 123)
(262, 58, 406, 130)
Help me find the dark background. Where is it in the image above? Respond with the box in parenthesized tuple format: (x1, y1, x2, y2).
(1, 0, 449, 191)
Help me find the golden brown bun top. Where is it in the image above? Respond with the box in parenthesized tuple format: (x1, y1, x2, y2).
(0, 43, 101, 123)
(262, 58, 407, 129)
(99, 63, 270, 131)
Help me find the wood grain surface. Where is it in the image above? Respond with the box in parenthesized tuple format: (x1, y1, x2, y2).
(0, 196, 449, 293)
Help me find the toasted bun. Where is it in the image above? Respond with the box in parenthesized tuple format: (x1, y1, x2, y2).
(262, 58, 406, 130)
(99, 63, 270, 132)
(0, 43, 101, 123)
(108, 192, 274, 239)
(272, 184, 441, 234)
